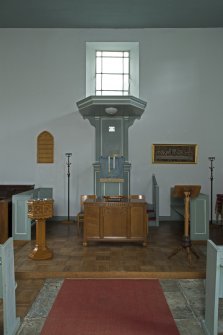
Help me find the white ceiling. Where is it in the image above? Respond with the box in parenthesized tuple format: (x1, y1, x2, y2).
(1, 0, 223, 28)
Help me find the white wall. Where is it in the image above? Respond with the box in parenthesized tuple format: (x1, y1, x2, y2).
(0, 28, 223, 217)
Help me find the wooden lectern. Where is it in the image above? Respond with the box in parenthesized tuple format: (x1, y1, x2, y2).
(168, 185, 201, 264)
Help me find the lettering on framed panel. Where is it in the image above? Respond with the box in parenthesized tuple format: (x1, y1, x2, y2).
(152, 144, 198, 164)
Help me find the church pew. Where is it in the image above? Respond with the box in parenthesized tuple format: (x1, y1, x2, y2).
(146, 174, 160, 227)
(0, 198, 11, 243)
(0, 238, 20, 335)
(0, 184, 34, 199)
(202, 240, 223, 335)
(170, 188, 209, 241)
(0, 185, 34, 243)
(12, 187, 53, 240)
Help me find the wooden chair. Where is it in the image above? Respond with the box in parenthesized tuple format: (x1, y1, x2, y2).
(76, 195, 96, 236)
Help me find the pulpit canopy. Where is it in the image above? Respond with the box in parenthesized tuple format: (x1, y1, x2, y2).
(76, 95, 147, 119)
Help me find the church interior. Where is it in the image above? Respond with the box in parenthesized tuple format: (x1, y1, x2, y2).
(1, 0, 223, 334)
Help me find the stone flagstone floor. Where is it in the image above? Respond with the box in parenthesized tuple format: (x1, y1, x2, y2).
(16, 278, 223, 335)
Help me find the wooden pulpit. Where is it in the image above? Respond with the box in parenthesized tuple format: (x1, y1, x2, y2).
(27, 199, 53, 260)
(169, 185, 201, 263)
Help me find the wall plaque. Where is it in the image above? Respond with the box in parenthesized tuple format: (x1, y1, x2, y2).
(152, 144, 198, 164)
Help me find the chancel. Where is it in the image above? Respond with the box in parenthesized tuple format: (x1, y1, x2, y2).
(1, 1, 223, 333)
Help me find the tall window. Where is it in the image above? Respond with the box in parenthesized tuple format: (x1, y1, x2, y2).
(95, 51, 130, 96)
(86, 42, 139, 97)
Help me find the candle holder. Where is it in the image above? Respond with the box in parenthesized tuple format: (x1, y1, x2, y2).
(62, 153, 73, 224)
(208, 156, 215, 224)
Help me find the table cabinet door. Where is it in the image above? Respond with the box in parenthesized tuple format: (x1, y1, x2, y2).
(101, 206, 128, 237)
(130, 205, 147, 238)
(84, 205, 100, 238)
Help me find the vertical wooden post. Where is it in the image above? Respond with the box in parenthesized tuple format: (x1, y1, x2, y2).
(168, 185, 200, 263)
(184, 191, 190, 237)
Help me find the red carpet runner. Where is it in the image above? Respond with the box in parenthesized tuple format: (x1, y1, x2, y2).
(41, 279, 180, 335)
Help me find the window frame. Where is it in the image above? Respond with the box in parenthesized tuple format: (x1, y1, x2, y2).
(95, 50, 130, 96)
(86, 42, 139, 97)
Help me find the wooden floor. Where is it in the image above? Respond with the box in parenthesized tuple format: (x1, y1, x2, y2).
(14, 220, 211, 279)
(1, 220, 223, 334)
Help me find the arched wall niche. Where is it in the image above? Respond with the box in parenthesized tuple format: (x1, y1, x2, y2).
(37, 131, 54, 164)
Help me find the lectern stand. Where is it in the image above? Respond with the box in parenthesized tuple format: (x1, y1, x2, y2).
(168, 185, 201, 264)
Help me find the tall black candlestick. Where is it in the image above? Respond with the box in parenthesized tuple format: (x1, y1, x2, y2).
(65, 153, 72, 222)
(208, 156, 215, 224)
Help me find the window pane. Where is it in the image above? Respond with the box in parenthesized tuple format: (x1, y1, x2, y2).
(123, 75, 129, 91)
(95, 50, 130, 95)
(124, 58, 129, 73)
(102, 74, 123, 90)
(102, 51, 123, 57)
(102, 91, 124, 95)
(96, 58, 102, 73)
(102, 57, 123, 73)
(96, 91, 102, 95)
(96, 74, 102, 90)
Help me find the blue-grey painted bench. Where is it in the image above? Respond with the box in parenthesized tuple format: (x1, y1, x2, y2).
(0, 237, 20, 335)
(12, 187, 53, 240)
(170, 188, 209, 241)
(148, 174, 159, 227)
(202, 240, 223, 335)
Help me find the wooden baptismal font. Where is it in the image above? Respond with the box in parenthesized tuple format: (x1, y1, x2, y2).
(27, 199, 53, 260)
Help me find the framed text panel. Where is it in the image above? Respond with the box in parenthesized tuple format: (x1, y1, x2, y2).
(152, 144, 198, 164)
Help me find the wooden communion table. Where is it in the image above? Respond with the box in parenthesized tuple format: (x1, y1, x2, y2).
(83, 197, 148, 246)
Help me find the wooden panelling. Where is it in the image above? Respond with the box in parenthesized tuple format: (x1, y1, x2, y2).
(0, 185, 34, 199)
(83, 198, 148, 246)
(0, 199, 10, 243)
(37, 131, 54, 163)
